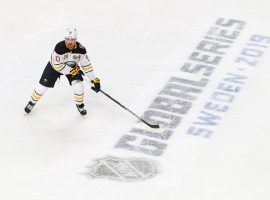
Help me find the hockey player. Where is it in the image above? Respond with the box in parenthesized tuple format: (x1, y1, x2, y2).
(24, 28, 100, 116)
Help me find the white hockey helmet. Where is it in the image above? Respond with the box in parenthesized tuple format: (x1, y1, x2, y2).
(65, 28, 78, 39)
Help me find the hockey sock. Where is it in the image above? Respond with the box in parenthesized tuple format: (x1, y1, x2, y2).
(71, 80, 84, 105)
(30, 84, 48, 104)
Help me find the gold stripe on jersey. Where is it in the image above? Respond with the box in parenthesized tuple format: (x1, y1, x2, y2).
(53, 64, 65, 71)
(82, 64, 93, 72)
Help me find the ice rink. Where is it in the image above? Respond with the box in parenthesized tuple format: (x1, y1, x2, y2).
(1, 0, 270, 199)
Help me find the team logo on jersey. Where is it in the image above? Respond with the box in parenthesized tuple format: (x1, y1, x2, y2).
(84, 156, 160, 182)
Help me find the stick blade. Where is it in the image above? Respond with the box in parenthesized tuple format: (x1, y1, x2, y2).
(145, 122, 160, 129)
(141, 119, 161, 129)
(149, 124, 160, 129)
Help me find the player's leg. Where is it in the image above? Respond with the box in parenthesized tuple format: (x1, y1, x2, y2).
(24, 84, 48, 113)
(72, 79, 87, 115)
(24, 62, 60, 113)
(66, 71, 87, 115)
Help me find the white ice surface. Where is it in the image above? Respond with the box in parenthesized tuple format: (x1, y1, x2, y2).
(0, 0, 270, 200)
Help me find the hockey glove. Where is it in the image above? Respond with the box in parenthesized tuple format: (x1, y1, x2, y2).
(91, 78, 101, 93)
(70, 66, 80, 76)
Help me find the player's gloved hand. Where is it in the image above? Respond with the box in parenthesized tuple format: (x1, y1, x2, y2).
(70, 66, 80, 76)
(91, 78, 101, 93)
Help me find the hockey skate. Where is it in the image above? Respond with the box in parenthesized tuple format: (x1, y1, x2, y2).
(24, 101, 36, 114)
(76, 103, 87, 116)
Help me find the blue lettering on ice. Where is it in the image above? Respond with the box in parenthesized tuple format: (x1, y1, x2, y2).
(187, 34, 270, 138)
(194, 111, 220, 126)
(188, 73, 246, 137)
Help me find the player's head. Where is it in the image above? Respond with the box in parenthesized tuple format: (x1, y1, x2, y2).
(65, 28, 77, 49)
(65, 28, 77, 40)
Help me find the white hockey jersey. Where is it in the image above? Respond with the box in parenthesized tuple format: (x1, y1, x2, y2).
(50, 40, 95, 81)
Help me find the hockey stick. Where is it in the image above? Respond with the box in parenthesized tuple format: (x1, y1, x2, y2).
(99, 89, 160, 129)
